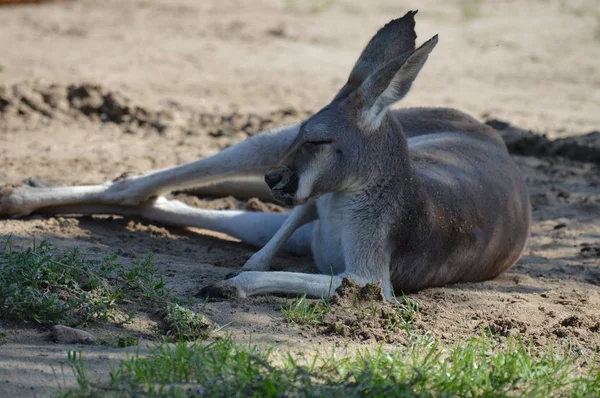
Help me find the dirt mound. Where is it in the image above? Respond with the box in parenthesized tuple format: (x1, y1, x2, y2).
(320, 278, 418, 344)
(482, 317, 528, 337)
(0, 82, 312, 139)
(0, 83, 168, 133)
(411, 285, 600, 349)
(201, 108, 312, 138)
(487, 119, 600, 164)
(3, 83, 597, 167)
(476, 313, 600, 342)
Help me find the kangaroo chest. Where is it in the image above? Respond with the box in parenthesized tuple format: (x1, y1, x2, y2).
(310, 193, 356, 275)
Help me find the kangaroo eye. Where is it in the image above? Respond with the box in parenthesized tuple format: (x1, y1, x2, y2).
(306, 140, 334, 146)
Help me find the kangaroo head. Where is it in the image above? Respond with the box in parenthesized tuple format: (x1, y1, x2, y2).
(266, 11, 438, 205)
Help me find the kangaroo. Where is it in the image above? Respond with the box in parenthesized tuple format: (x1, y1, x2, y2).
(0, 11, 531, 300)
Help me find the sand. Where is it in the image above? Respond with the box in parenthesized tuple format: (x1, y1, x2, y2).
(0, 0, 599, 396)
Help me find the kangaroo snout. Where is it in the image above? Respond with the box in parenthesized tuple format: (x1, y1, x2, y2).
(264, 171, 283, 189)
(265, 167, 298, 203)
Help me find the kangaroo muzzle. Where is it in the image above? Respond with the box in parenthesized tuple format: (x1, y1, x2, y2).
(265, 167, 298, 204)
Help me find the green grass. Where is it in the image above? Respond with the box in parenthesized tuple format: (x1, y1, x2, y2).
(281, 294, 331, 325)
(4, 241, 599, 396)
(0, 239, 211, 340)
(388, 293, 419, 332)
(61, 334, 600, 397)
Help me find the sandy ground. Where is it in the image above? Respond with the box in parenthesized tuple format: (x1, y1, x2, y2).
(0, 0, 599, 396)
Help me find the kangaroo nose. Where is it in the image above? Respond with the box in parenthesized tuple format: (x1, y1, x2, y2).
(265, 172, 282, 189)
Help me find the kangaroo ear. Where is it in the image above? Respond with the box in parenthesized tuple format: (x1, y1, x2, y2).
(334, 10, 418, 100)
(359, 35, 438, 130)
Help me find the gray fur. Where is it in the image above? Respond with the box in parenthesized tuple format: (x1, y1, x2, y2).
(335, 10, 418, 100)
(212, 12, 530, 299)
(360, 35, 438, 129)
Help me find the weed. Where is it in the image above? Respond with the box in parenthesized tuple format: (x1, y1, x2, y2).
(0, 240, 212, 340)
(162, 303, 212, 340)
(115, 335, 137, 348)
(0, 241, 124, 325)
(98, 334, 138, 348)
(393, 293, 419, 326)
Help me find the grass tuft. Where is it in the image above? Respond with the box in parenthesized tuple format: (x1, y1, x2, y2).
(388, 293, 419, 332)
(162, 303, 212, 340)
(281, 294, 330, 325)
